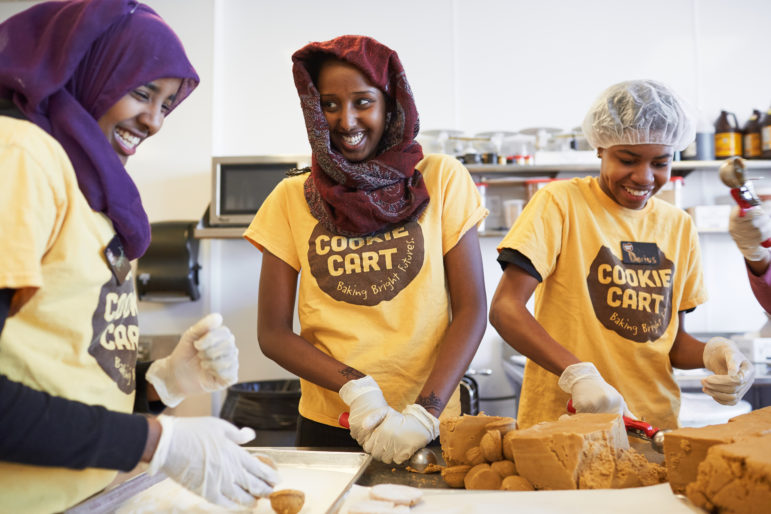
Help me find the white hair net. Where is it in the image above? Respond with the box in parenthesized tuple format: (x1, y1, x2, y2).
(581, 80, 695, 151)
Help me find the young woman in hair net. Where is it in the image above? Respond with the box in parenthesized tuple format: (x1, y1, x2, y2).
(0, 1, 278, 511)
(489, 79, 754, 431)
(245, 35, 487, 464)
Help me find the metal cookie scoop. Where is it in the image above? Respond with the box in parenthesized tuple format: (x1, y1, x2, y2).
(407, 447, 439, 473)
(718, 156, 748, 189)
(567, 400, 668, 453)
(338, 412, 438, 470)
(718, 157, 771, 248)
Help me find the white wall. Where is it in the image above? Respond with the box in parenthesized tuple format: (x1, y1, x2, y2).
(3, 0, 771, 416)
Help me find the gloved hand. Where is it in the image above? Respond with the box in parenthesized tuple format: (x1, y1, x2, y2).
(702, 337, 755, 405)
(362, 404, 440, 465)
(147, 415, 280, 509)
(146, 313, 238, 407)
(339, 376, 390, 446)
(558, 362, 636, 418)
(728, 205, 771, 262)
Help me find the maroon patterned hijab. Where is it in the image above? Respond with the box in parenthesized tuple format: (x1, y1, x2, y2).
(292, 35, 429, 237)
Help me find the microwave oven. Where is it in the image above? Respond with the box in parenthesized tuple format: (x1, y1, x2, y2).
(208, 155, 310, 226)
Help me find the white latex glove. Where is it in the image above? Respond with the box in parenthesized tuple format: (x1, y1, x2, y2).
(362, 404, 440, 465)
(558, 362, 636, 418)
(146, 313, 238, 407)
(702, 337, 755, 405)
(729, 205, 771, 262)
(147, 415, 280, 509)
(339, 375, 390, 446)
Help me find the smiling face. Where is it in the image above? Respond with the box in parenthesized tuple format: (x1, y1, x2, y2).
(316, 59, 386, 162)
(97, 77, 182, 165)
(597, 144, 674, 209)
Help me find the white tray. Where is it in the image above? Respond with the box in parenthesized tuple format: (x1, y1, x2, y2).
(77, 448, 370, 514)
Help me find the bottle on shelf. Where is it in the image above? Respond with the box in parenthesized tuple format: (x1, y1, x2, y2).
(742, 109, 763, 160)
(682, 111, 715, 161)
(762, 105, 771, 159)
(714, 110, 742, 159)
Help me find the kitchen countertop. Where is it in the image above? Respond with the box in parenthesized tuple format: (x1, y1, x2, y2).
(67, 446, 706, 513)
(66, 447, 447, 513)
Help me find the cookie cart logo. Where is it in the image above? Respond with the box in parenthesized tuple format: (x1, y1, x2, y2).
(88, 276, 139, 393)
(586, 245, 674, 343)
(308, 220, 424, 306)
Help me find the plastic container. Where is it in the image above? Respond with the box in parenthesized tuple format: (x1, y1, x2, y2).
(742, 109, 763, 159)
(655, 176, 684, 207)
(762, 105, 771, 159)
(219, 379, 301, 431)
(714, 110, 742, 159)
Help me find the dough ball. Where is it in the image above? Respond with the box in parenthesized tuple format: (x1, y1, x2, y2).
(441, 464, 471, 488)
(268, 489, 305, 514)
(480, 429, 503, 462)
(490, 459, 517, 478)
(501, 475, 534, 491)
(464, 463, 502, 490)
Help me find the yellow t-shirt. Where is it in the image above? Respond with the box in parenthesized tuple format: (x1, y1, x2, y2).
(498, 176, 707, 430)
(245, 154, 486, 426)
(0, 117, 139, 513)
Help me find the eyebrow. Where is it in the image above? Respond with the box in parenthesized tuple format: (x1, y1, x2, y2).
(320, 88, 379, 96)
(617, 149, 672, 159)
(144, 82, 178, 102)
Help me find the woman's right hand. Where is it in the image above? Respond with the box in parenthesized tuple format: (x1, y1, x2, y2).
(146, 415, 280, 508)
(338, 375, 391, 446)
(558, 362, 636, 418)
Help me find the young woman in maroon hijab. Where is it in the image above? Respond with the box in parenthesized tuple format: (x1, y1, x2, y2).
(0, 1, 278, 511)
(245, 35, 487, 464)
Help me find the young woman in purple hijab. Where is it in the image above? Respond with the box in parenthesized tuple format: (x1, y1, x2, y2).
(245, 35, 488, 465)
(0, 1, 278, 511)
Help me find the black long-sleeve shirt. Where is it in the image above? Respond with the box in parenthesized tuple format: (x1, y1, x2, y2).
(0, 288, 162, 471)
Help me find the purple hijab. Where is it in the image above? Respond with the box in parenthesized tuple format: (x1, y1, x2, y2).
(0, 0, 199, 259)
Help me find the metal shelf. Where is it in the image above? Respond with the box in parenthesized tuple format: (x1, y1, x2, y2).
(466, 159, 771, 178)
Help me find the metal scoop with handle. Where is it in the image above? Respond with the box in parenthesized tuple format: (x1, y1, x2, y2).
(338, 411, 439, 471)
(719, 157, 771, 248)
(566, 400, 667, 453)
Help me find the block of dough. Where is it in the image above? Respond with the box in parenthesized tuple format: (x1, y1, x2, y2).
(505, 413, 628, 490)
(664, 405, 771, 494)
(463, 463, 502, 490)
(369, 483, 422, 507)
(685, 432, 771, 514)
(500, 475, 534, 491)
(440, 413, 515, 466)
(484, 419, 517, 435)
(611, 447, 667, 489)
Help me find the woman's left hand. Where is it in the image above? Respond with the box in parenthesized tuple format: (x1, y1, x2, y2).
(702, 337, 755, 405)
(146, 313, 239, 407)
(362, 404, 439, 464)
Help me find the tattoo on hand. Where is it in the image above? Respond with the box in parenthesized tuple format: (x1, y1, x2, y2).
(417, 392, 442, 413)
(340, 367, 365, 380)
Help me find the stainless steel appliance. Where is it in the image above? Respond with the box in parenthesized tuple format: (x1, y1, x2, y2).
(208, 154, 310, 226)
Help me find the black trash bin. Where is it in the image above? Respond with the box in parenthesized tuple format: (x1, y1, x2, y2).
(220, 379, 301, 445)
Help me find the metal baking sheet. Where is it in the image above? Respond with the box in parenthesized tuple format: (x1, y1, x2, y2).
(72, 448, 370, 514)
